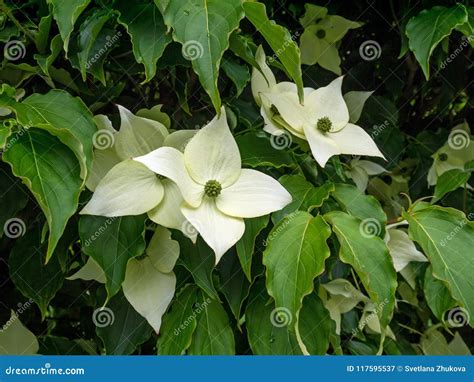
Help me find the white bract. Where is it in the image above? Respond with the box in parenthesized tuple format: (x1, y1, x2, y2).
(385, 223, 427, 272)
(81, 105, 197, 241)
(252, 47, 385, 168)
(134, 107, 292, 263)
(346, 157, 387, 192)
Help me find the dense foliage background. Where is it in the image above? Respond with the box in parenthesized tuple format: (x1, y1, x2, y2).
(0, 0, 473, 355)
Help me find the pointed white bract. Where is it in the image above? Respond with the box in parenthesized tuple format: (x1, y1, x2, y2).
(135, 108, 292, 263)
(251, 48, 385, 167)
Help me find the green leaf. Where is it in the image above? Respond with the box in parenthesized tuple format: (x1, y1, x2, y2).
(243, 1, 304, 102)
(273, 175, 333, 224)
(432, 169, 470, 203)
(188, 293, 235, 355)
(236, 132, 296, 169)
(116, 0, 171, 83)
(235, 215, 269, 281)
(157, 285, 200, 355)
(3, 130, 82, 262)
(47, 0, 92, 53)
(79, 215, 146, 299)
(96, 291, 153, 355)
(221, 56, 250, 96)
(34, 34, 63, 77)
(162, 0, 245, 112)
(175, 235, 219, 300)
(406, 4, 468, 79)
(245, 278, 302, 355)
(403, 204, 474, 326)
(324, 211, 397, 331)
(228, 32, 258, 67)
(331, 183, 387, 237)
(0, 90, 97, 181)
(9, 228, 65, 318)
(424, 265, 456, 322)
(263, 212, 331, 327)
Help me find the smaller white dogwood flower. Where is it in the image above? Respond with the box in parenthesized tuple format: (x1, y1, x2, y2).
(261, 76, 385, 167)
(346, 157, 387, 192)
(134, 107, 292, 263)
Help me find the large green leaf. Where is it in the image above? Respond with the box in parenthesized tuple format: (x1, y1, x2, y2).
(263, 212, 331, 328)
(0, 90, 97, 180)
(96, 291, 153, 355)
(3, 130, 82, 262)
(406, 4, 468, 79)
(157, 285, 200, 355)
(116, 0, 171, 83)
(243, 1, 304, 101)
(79, 215, 146, 299)
(188, 293, 235, 355)
(324, 211, 397, 331)
(162, 0, 244, 112)
(9, 228, 65, 318)
(424, 265, 456, 322)
(432, 169, 470, 203)
(403, 204, 474, 326)
(235, 214, 268, 281)
(47, 0, 92, 53)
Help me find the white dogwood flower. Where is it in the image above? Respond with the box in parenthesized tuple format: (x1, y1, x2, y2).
(134, 107, 292, 263)
(261, 76, 385, 167)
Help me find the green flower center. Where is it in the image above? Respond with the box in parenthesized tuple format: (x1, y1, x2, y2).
(438, 153, 448, 161)
(316, 29, 326, 39)
(317, 117, 332, 133)
(204, 180, 222, 197)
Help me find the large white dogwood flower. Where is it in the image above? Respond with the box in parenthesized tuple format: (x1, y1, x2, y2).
(81, 105, 197, 241)
(261, 76, 385, 167)
(134, 108, 292, 263)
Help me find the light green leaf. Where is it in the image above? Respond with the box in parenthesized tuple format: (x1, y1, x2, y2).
(343, 91, 373, 123)
(67, 257, 106, 283)
(47, 0, 92, 53)
(116, 0, 171, 83)
(324, 211, 397, 331)
(157, 285, 200, 355)
(263, 212, 331, 328)
(403, 204, 474, 326)
(188, 293, 235, 355)
(162, 0, 245, 112)
(432, 168, 470, 203)
(406, 4, 468, 79)
(79, 215, 146, 299)
(3, 130, 82, 262)
(0, 312, 38, 355)
(243, 1, 304, 102)
(0, 90, 97, 181)
(147, 226, 180, 273)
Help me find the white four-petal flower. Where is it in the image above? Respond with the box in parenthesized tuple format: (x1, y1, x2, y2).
(134, 108, 292, 263)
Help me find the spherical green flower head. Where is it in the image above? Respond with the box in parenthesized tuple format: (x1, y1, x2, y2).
(204, 179, 222, 197)
(317, 116, 332, 133)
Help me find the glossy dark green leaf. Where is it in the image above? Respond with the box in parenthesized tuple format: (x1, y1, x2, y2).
(424, 265, 456, 322)
(432, 169, 470, 203)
